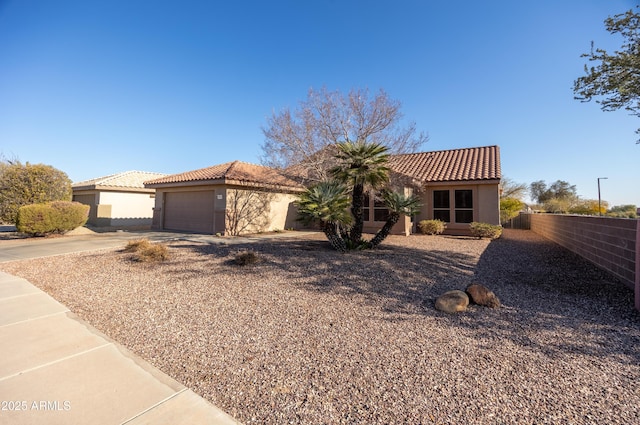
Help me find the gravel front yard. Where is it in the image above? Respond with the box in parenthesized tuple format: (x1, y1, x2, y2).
(1, 229, 639, 424)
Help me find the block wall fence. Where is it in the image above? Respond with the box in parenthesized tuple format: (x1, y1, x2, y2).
(527, 214, 639, 311)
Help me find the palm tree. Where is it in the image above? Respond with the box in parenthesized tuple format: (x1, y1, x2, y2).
(367, 190, 420, 248)
(296, 141, 420, 252)
(329, 140, 390, 245)
(295, 181, 352, 252)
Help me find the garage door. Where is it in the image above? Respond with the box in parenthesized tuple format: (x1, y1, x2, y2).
(163, 191, 215, 233)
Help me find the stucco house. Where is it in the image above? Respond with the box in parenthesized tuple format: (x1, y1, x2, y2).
(144, 145, 501, 236)
(388, 145, 501, 235)
(72, 171, 167, 227)
(144, 161, 305, 235)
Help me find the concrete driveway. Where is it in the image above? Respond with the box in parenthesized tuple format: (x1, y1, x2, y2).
(0, 228, 319, 263)
(0, 230, 220, 263)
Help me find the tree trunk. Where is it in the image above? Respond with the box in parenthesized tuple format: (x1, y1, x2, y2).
(349, 183, 364, 245)
(367, 212, 400, 248)
(323, 222, 347, 252)
(339, 223, 349, 241)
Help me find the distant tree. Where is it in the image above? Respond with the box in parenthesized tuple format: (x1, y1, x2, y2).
(529, 180, 577, 205)
(548, 180, 578, 200)
(529, 180, 550, 204)
(574, 8, 640, 143)
(261, 87, 428, 182)
(0, 161, 72, 224)
(570, 199, 607, 215)
(607, 204, 637, 218)
(500, 177, 528, 200)
(543, 198, 574, 214)
(500, 177, 527, 223)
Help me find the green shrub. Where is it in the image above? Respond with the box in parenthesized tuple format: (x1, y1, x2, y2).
(0, 161, 72, 223)
(500, 197, 524, 223)
(418, 219, 446, 235)
(469, 222, 503, 239)
(16, 201, 89, 236)
(233, 250, 259, 266)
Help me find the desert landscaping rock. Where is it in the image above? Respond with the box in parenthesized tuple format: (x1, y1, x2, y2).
(434, 290, 469, 313)
(466, 283, 501, 308)
(1, 229, 639, 424)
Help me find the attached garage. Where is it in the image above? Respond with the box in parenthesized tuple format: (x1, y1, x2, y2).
(145, 161, 306, 235)
(163, 191, 216, 233)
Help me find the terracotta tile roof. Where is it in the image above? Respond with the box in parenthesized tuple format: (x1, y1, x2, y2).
(144, 161, 305, 191)
(73, 171, 167, 189)
(143, 145, 499, 190)
(389, 145, 500, 182)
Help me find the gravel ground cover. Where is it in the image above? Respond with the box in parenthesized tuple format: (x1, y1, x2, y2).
(1, 229, 639, 424)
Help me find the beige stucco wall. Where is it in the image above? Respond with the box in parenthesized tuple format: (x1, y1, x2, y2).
(415, 181, 500, 235)
(73, 188, 156, 227)
(99, 191, 155, 221)
(225, 187, 300, 235)
(265, 192, 300, 231)
(73, 189, 155, 227)
(150, 184, 301, 235)
(150, 181, 499, 236)
(476, 184, 501, 224)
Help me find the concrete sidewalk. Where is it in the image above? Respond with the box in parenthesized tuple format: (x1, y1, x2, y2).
(0, 271, 241, 424)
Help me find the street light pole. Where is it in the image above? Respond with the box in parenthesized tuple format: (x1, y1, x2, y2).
(597, 177, 608, 216)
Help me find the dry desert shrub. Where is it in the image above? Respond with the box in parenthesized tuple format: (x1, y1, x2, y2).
(123, 239, 151, 252)
(123, 239, 169, 262)
(233, 250, 259, 266)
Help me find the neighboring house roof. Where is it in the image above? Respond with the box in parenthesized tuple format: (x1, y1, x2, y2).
(73, 171, 168, 191)
(389, 145, 501, 183)
(144, 161, 305, 192)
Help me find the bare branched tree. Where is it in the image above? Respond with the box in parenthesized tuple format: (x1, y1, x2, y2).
(500, 177, 528, 200)
(261, 87, 428, 183)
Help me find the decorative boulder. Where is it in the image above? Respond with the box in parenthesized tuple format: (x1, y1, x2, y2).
(465, 284, 501, 308)
(435, 290, 469, 313)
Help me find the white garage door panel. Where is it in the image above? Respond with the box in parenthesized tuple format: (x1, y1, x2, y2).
(164, 191, 215, 233)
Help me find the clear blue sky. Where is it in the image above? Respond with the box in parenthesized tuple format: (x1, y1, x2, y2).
(1, 0, 638, 207)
